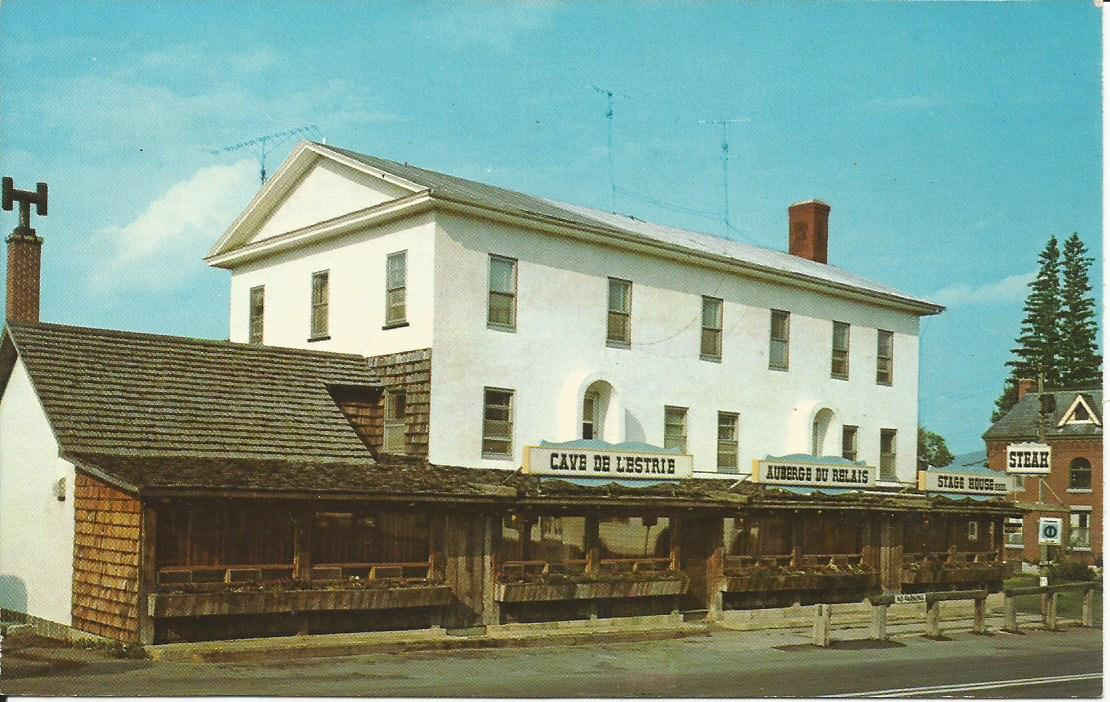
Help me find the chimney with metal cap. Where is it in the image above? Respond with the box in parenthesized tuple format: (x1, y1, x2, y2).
(2, 177, 47, 323)
(788, 199, 830, 264)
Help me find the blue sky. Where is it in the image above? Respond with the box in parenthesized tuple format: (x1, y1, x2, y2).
(0, 2, 1101, 453)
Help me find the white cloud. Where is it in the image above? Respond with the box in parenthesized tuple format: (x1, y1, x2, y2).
(931, 271, 1034, 306)
(423, 2, 560, 52)
(88, 159, 257, 292)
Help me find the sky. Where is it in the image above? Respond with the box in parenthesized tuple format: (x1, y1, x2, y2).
(0, 1, 1101, 454)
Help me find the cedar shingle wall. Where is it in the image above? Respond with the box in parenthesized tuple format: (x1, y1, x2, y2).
(368, 348, 431, 458)
(72, 473, 141, 642)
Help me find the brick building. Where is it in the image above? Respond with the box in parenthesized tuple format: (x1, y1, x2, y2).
(984, 382, 1101, 565)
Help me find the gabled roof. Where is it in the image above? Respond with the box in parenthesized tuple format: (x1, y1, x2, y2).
(208, 141, 944, 316)
(983, 389, 1103, 441)
(3, 322, 380, 460)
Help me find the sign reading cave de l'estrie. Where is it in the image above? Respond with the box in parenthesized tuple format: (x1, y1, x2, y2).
(1005, 442, 1051, 475)
(752, 458, 876, 488)
(525, 446, 694, 479)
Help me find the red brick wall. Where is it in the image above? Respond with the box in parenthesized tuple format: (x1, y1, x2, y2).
(367, 348, 431, 458)
(987, 436, 1101, 564)
(72, 473, 141, 641)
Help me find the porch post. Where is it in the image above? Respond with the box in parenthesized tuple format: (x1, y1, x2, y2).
(669, 516, 683, 571)
(481, 513, 501, 626)
(584, 514, 600, 576)
(292, 507, 313, 582)
(138, 503, 157, 645)
(707, 518, 725, 621)
(879, 513, 904, 593)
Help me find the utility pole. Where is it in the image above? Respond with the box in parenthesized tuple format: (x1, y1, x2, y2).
(698, 118, 750, 236)
(591, 85, 629, 212)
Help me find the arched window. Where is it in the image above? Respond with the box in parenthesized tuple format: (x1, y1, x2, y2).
(1068, 458, 1092, 491)
(811, 408, 834, 456)
(582, 381, 613, 441)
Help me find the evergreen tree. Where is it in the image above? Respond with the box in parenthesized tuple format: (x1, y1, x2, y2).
(991, 376, 1018, 423)
(1058, 233, 1101, 387)
(1006, 236, 1063, 387)
(917, 426, 954, 468)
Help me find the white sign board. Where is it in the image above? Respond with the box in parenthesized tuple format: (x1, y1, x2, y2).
(753, 459, 875, 488)
(524, 446, 693, 479)
(894, 593, 927, 604)
(1006, 442, 1052, 475)
(1038, 517, 1063, 545)
(917, 470, 1010, 495)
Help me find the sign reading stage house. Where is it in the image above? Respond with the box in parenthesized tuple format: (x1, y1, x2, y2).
(525, 441, 694, 479)
(752, 456, 876, 488)
(918, 469, 1010, 496)
(1005, 442, 1052, 475)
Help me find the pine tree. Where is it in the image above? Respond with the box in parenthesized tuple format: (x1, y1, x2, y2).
(1006, 236, 1063, 387)
(1058, 233, 1101, 387)
(991, 376, 1018, 423)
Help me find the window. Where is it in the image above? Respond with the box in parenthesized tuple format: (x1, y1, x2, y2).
(831, 321, 849, 379)
(248, 285, 264, 345)
(383, 389, 406, 453)
(1068, 457, 1092, 491)
(841, 425, 858, 461)
(717, 412, 739, 473)
(769, 310, 789, 370)
(582, 391, 599, 440)
(701, 296, 723, 360)
(1004, 518, 1024, 548)
(879, 428, 897, 480)
(385, 251, 407, 326)
(310, 270, 329, 339)
(1069, 510, 1091, 550)
(967, 520, 979, 543)
(488, 255, 517, 331)
(664, 406, 687, 452)
(482, 388, 513, 458)
(876, 330, 893, 385)
(607, 278, 632, 347)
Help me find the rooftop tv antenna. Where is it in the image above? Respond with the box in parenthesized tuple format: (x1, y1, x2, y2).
(592, 85, 630, 211)
(698, 118, 750, 235)
(208, 125, 322, 183)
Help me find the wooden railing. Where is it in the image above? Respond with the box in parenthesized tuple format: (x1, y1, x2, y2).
(903, 550, 998, 565)
(157, 560, 435, 587)
(724, 551, 867, 573)
(499, 556, 673, 579)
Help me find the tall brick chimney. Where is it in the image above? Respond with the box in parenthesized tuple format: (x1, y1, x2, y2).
(2, 178, 47, 323)
(1016, 378, 1037, 402)
(788, 199, 830, 264)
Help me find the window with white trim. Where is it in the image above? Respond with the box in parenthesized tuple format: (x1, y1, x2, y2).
(607, 278, 632, 347)
(1068, 457, 1092, 491)
(1069, 510, 1092, 550)
(876, 330, 893, 385)
(310, 270, 329, 339)
(248, 285, 264, 345)
(582, 391, 599, 440)
(383, 389, 406, 453)
(717, 412, 739, 473)
(841, 425, 858, 461)
(879, 428, 897, 480)
(664, 406, 687, 452)
(701, 296, 723, 360)
(1004, 518, 1024, 548)
(831, 321, 849, 380)
(482, 388, 514, 458)
(385, 251, 407, 326)
(488, 255, 517, 331)
(769, 310, 789, 370)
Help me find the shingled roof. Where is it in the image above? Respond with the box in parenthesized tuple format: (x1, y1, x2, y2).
(3, 322, 379, 460)
(982, 389, 1102, 441)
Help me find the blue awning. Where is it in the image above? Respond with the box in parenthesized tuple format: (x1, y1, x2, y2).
(767, 486, 861, 496)
(540, 477, 676, 488)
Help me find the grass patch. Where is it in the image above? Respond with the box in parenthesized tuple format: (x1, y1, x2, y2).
(1004, 575, 1102, 626)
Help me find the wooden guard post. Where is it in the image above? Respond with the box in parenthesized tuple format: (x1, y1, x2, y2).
(1002, 581, 1098, 633)
(867, 589, 988, 640)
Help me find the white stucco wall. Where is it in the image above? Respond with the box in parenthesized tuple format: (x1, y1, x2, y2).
(0, 357, 75, 625)
(429, 211, 923, 480)
(228, 212, 436, 355)
(250, 158, 413, 245)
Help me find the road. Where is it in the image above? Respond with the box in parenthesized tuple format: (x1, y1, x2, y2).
(2, 626, 1101, 697)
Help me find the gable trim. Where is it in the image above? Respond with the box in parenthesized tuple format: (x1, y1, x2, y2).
(1057, 393, 1101, 428)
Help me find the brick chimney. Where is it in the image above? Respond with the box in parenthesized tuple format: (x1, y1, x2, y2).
(788, 199, 830, 264)
(2, 178, 46, 323)
(1016, 378, 1037, 402)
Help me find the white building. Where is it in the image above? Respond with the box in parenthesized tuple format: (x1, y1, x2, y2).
(207, 142, 943, 483)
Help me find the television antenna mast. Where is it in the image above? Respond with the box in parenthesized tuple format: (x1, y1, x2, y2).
(698, 117, 750, 234)
(591, 85, 630, 211)
(208, 125, 322, 184)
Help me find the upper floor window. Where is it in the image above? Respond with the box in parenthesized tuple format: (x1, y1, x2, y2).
(248, 285, 264, 345)
(701, 296, 723, 360)
(876, 330, 894, 385)
(310, 270, 329, 340)
(769, 310, 790, 370)
(582, 391, 599, 440)
(488, 255, 517, 331)
(1068, 457, 1092, 491)
(664, 406, 687, 452)
(831, 321, 850, 380)
(383, 389, 406, 453)
(717, 412, 739, 473)
(385, 251, 407, 327)
(879, 428, 897, 480)
(482, 387, 514, 458)
(841, 425, 858, 461)
(607, 278, 632, 347)
(1069, 510, 1092, 550)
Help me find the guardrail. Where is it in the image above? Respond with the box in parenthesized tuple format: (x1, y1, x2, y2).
(1002, 581, 1098, 632)
(864, 589, 989, 641)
